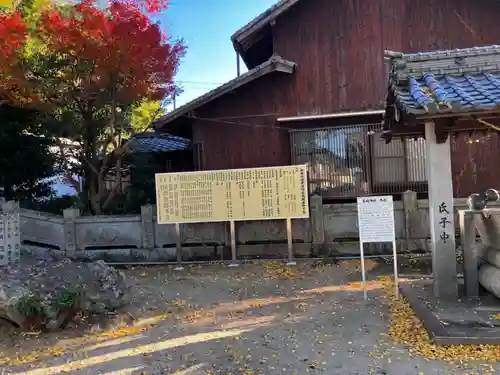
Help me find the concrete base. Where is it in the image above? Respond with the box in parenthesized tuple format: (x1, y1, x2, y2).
(21, 243, 314, 263)
(401, 279, 500, 345)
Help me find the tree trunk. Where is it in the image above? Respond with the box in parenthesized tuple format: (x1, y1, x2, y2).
(89, 183, 101, 215)
(82, 117, 101, 215)
(101, 156, 123, 212)
(3, 183, 12, 201)
(81, 139, 93, 214)
(80, 103, 125, 215)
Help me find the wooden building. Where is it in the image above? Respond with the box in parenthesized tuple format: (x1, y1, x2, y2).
(155, 0, 500, 200)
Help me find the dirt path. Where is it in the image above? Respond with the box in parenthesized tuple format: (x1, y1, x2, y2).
(0, 259, 499, 374)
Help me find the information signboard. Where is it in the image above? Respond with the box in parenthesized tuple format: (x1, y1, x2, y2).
(357, 196, 396, 243)
(356, 195, 398, 300)
(155, 165, 309, 225)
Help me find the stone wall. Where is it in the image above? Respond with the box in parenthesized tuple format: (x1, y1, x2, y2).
(17, 193, 495, 263)
(0, 201, 21, 266)
(21, 208, 65, 250)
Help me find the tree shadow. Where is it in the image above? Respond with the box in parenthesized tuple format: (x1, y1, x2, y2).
(4, 260, 405, 374)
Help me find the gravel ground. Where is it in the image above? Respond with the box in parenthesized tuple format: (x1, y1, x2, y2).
(1, 259, 499, 375)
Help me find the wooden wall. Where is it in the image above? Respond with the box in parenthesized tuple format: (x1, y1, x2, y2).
(190, 0, 500, 196)
(272, 0, 500, 116)
(192, 72, 293, 170)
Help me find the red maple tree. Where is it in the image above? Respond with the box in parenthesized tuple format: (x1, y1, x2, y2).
(0, 12, 27, 59)
(0, 0, 185, 213)
(0, 11, 28, 104)
(37, 0, 183, 104)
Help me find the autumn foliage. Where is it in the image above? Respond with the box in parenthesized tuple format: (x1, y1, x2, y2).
(0, 12, 27, 59)
(38, 0, 183, 103)
(0, 0, 183, 106)
(0, 11, 28, 102)
(0, 0, 184, 213)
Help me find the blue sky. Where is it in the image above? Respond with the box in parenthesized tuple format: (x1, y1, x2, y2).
(157, 0, 277, 111)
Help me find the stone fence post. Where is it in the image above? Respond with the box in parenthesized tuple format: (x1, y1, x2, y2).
(310, 195, 325, 255)
(141, 205, 155, 249)
(0, 201, 20, 266)
(402, 190, 418, 252)
(63, 208, 80, 257)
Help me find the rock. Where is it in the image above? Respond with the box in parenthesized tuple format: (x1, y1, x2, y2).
(0, 280, 33, 327)
(479, 263, 500, 298)
(482, 246, 500, 269)
(0, 256, 130, 330)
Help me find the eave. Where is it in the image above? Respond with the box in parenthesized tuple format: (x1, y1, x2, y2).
(231, 0, 299, 45)
(154, 55, 296, 131)
(231, 0, 300, 68)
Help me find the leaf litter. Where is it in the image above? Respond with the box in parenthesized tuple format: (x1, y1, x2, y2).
(4, 260, 500, 374)
(379, 275, 500, 366)
(261, 261, 302, 280)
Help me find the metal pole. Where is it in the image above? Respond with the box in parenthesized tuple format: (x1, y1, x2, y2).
(360, 241, 367, 300)
(236, 52, 241, 76)
(286, 218, 296, 266)
(392, 240, 399, 299)
(229, 221, 239, 267)
(174, 223, 184, 271)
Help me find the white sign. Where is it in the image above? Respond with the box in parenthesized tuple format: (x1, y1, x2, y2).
(357, 196, 395, 243)
(356, 195, 399, 300)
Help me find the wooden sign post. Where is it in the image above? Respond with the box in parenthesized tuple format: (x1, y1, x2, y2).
(174, 223, 183, 271)
(229, 220, 238, 267)
(155, 165, 310, 267)
(286, 218, 296, 266)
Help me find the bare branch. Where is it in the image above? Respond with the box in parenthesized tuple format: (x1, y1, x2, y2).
(476, 118, 500, 132)
(454, 10, 482, 43)
(62, 174, 82, 194)
(81, 147, 100, 176)
(54, 139, 82, 194)
(101, 157, 123, 211)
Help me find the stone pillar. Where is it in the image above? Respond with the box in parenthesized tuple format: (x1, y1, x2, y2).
(310, 195, 325, 255)
(402, 190, 418, 252)
(425, 122, 458, 299)
(141, 205, 155, 249)
(459, 210, 479, 298)
(63, 208, 80, 257)
(0, 201, 20, 266)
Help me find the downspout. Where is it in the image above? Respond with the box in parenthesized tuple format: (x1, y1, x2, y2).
(236, 51, 241, 77)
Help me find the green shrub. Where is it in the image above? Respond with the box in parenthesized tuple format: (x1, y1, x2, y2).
(56, 286, 81, 310)
(16, 295, 44, 318)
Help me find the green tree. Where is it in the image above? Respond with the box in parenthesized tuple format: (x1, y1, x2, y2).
(130, 100, 165, 133)
(0, 105, 60, 201)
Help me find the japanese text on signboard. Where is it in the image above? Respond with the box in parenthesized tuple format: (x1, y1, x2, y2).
(357, 196, 395, 243)
(155, 165, 309, 224)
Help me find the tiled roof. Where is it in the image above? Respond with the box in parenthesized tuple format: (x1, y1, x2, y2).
(386, 45, 500, 115)
(125, 132, 191, 153)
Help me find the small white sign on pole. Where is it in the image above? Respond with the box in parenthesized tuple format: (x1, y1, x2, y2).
(356, 196, 398, 300)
